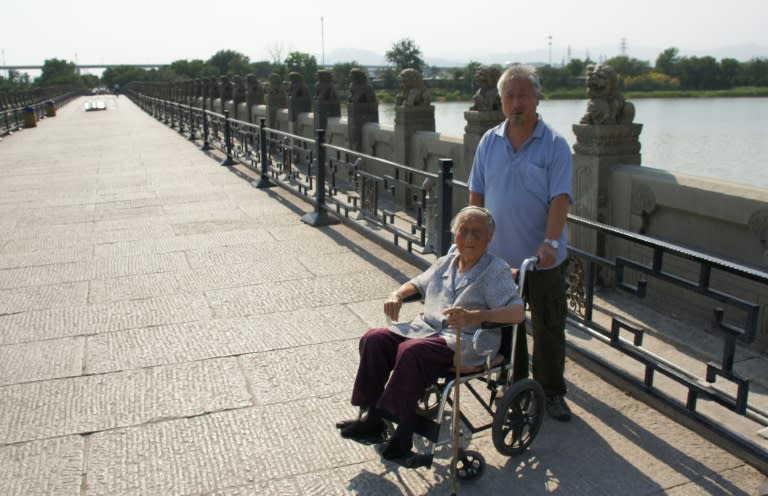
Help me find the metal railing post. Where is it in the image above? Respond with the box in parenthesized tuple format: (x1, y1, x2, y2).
(201, 108, 210, 151)
(221, 110, 234, 166)
(437, 158, 454, 256)
(188, 104, 196, 141)
(254, 118, 272, 189)
(301, 129, 339, 227)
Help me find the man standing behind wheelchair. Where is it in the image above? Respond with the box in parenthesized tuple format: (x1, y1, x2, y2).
(338, 206, 525, 462)
(468, 64, 574, 421)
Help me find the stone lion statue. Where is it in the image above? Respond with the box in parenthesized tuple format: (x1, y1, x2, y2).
(245, 74, 264, 105)
(288, 72, 309, 99)
(267, 74, 285, 97)
(469, 66, 501, 111)
(348, 68, 376, 104)
(395, 68, 431, 107)
(579, 64, 635, 125)
(314, 70, 339, 104)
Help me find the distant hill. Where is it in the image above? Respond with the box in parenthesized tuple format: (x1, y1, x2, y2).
(320, 43, 768, 68)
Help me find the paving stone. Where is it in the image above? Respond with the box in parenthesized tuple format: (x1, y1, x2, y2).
(85, 397, 373, 496)
(0, 246, 93, 268)
(88, 272, 182, 304)
(206, 271, 399, 318)
(0, 337, 84, 385)
(0, 252, 188, 289)
(0, 357, 251, 444)
(239, 339, 360, 405)
(174, 260, 311, 293)
(92, 229, 274, 259)
(0, 436, 83, 496)
(185, 236, 349, 269)
(0, 281, 89, 313)
(85, 305, 365, 374)
(0, 293, 212, 345)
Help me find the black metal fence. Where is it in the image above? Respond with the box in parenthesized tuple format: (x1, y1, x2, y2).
(126, 90, 768, 470)
(0, 88, 83, 137)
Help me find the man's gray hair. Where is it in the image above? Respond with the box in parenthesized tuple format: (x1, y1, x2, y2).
(497, 64, 542, 97)
(450, 205, 496, 238)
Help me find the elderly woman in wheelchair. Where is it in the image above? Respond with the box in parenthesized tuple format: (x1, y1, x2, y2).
(337, 206, 526, 462)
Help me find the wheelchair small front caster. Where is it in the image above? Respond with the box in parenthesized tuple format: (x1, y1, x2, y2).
(455, 449, 485, 480)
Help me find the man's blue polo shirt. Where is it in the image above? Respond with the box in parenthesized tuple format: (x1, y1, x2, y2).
(468, 117, 573, 268)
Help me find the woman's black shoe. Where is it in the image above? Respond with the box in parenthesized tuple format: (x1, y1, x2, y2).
(377, 438, 413, 460)
(339, 418, 386, 443)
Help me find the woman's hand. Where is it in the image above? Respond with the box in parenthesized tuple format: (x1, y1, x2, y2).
(384, 293, 402, 322)
(443, 306, 480, 329)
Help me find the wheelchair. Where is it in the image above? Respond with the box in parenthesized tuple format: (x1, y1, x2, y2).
(367, 256, 546, 483)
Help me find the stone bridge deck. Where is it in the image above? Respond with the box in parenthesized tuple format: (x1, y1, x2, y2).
(0, 95, 765, 495)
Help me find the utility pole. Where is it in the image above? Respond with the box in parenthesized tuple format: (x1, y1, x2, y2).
(321, 17, 326, 66)
(547, 35, 552, 66)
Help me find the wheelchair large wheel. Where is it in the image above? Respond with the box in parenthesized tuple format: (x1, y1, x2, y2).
(416, 384, 442, 418)
(491, 378, 545, 456)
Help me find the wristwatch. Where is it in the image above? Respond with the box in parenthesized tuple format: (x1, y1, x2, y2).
(543, 238, 560, 249)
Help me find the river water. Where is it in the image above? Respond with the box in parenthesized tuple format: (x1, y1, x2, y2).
(378, 98, 768, 190)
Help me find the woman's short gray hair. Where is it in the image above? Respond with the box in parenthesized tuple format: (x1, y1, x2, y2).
(497, 63, 541, 97)
(450, 205, 496, 238)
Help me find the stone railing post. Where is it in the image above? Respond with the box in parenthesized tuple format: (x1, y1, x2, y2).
(347, 69, 378, 152)
(571, 63, 642, 257)
(313, 69, 340, 132)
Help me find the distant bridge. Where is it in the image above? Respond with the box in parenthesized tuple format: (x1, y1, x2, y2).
(0, 63, 167, 72)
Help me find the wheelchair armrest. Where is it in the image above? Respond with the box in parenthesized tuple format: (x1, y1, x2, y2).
(401, 292, 423, 303)
(471, 327, 501, 356)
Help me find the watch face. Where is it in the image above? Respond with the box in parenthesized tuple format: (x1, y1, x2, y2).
(545, 239, 559, 249)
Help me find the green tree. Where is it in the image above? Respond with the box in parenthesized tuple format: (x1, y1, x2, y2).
(249, 60, 273, 80)
(385, 38, 425, 73)
(36, 58, 81, 87)
(655, 47, 680, 75)
(331, 61, 362, 91)
(537, 65, 569, 92)
(102, 65, 149, 88)
(720, 58, 742, 86)
(743, 57, 768, 86)
(81, 74, 100, 89)
(375, 67, 399, 90)
(460, 61, 483, 93)
(170, 59, 218, 79)
(623, 72, 680, 91)
(603, 55, 651, 78)
(565, 58, 588, 77)
(284, 51, 318, 88)
(0, 69, 31, 90)
(676, 56, 724, 90)
(207, 50, 251, 76)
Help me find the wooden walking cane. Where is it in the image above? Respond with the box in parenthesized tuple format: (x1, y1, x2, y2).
(450, 324, 462, 496)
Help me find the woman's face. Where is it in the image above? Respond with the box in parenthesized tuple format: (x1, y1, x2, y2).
(454, 214, 492, 261)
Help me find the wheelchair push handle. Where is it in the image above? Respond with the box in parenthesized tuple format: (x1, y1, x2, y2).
(517, 255, 539, 292)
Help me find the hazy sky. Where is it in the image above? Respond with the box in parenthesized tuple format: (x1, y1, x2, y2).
(2, 0, 767, 68)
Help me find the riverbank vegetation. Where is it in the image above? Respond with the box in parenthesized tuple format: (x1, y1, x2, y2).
(2, 41, 766, 101)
